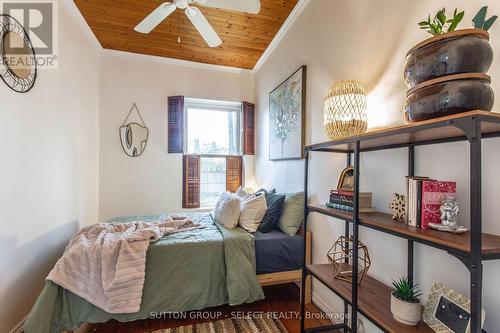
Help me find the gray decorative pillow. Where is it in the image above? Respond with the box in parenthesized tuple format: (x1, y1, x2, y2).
(278, 192, 305, 236)
(257, 189, 285, 233)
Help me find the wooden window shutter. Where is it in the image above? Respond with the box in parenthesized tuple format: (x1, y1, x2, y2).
(226, 156, 243, 192)
(183, 155, 200, 208)
(168, 96, 184, 153)
(243, 102, 255, 155)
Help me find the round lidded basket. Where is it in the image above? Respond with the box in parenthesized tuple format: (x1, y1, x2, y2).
(324, 80, 368, 140)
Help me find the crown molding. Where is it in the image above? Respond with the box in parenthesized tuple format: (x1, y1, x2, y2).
(63, 0, 102, 51)
(101, 49, 252, 74)
(252, 0, 310, 73)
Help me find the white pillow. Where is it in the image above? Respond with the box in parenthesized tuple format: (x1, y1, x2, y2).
(239, 194, 267, 233)
(235, 187, 252, 201)
(213, 192, 241, 229)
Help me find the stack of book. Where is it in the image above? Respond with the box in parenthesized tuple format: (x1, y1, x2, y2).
(326, 190, 375, 213)
(406, 177, 456, 229)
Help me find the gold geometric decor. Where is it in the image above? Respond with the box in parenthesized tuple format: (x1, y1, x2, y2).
(324, 80, 368, 139)
(327, 236, 371, 284)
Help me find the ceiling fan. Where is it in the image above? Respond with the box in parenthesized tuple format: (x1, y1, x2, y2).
(135, 0, 261, 48)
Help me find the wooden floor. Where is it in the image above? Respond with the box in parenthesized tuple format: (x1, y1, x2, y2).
(88, 283, 339, 333)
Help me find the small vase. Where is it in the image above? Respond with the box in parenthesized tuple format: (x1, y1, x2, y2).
(390, 293, 422, 326)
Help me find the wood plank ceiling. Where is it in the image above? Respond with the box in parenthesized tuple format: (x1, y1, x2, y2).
(74, 0, 299, 70)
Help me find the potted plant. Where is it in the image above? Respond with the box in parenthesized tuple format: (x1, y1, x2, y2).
(390, 277, 423, 326)
(404, 6, 497, 122)
(405, 7, 495, 87)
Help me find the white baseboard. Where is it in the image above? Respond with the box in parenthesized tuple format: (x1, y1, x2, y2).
(312, 291, 336, 315)
(8, 316, 26, 333)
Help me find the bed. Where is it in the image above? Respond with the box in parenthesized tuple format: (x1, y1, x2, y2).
(24, 212, 311, 333)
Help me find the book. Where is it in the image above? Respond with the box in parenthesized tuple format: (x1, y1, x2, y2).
(416, 180, 423, 228)
(330, 198, 353, 207)
(326, 202, 376, 213)
(421, 180, 457, 229)
(405, 176, 430, 226)
(329, 190, 372, 208)
(330, 193, 354, 204)
(409, 179, 414, 226)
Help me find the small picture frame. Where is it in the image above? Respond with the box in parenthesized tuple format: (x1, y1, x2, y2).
(337, 166, 354, 192)
(423, 282, 485, 333)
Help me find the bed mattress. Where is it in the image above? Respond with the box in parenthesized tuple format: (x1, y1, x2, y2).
(24, 212, 265, 333)
(254, 229, 304, 274)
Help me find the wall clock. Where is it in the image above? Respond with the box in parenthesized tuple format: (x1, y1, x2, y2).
(0, 14, 37, 93)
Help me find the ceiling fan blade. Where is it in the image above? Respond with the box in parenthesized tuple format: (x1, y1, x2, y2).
(196, 0, 261, 14)
(185, 6, 222, 47)
(135, 2, 177, 33)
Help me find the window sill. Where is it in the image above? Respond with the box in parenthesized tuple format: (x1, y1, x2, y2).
(181, 207, 213, 212)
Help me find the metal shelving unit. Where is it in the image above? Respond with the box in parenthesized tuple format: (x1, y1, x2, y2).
(299, 111, 500, 333)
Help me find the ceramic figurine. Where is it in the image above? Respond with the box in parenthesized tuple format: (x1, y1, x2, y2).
(429, 197, 468, 233)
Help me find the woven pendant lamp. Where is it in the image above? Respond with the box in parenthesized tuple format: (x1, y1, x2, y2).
(324, 80, 368, 139)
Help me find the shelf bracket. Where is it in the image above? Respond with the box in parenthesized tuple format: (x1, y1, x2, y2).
(447, 115, 480, 142)
(448, 252, 472, 270)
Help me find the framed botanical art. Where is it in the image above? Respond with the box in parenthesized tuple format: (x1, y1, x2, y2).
(269, 65, 306, 161)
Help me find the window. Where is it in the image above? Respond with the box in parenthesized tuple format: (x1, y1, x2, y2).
(184, 98, 243, 206)
(185, 98, 242, 155)
(200, 157, 226, 207)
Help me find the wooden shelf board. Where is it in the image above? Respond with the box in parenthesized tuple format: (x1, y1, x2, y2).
(308, 204, 500, 256)
(306, 111, 500, 152)
(307, 264, 434, 333)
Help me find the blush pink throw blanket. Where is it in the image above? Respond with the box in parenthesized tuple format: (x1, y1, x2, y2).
(47, 217, 201, 314)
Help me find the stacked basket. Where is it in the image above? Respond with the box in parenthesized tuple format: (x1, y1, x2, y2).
(404, 29, 495, 122)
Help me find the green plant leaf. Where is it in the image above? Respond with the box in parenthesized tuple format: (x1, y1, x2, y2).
(448, 11, 464, 32)
(483, 15, 498, 31)
(437, 9, 447, 26)
(392, 277, 422, 302)
(473, 6, 488, 29)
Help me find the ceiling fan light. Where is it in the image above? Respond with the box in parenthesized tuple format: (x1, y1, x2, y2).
(186, 6, 197, 16)
(175, 0, 189, 9)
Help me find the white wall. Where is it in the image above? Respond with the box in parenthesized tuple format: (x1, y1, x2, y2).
(254, 0, 500, 331)
(99, 52, 254, 221)
(0, 1, 101, 332)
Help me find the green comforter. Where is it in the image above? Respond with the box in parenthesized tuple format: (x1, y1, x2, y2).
(24, 213, 264, 333)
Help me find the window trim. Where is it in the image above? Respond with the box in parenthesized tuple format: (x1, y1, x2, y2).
(183, 97, 243, 156)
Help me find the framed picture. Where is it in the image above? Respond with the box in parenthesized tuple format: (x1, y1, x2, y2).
(337, 166, 354, 192)
(423, 282, 485, 333)
(269, 65, 306, 161)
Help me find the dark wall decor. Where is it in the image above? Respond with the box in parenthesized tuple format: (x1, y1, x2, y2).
(119, 103, 149, 157)
(0, 14, 37, 93)
(269, 65, 306, 161)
